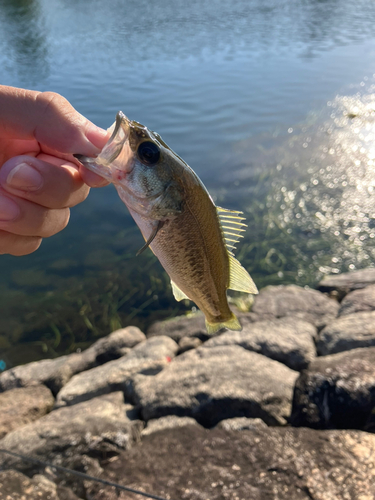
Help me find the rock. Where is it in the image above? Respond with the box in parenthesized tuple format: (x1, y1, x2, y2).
(129, 345, 298, 426)
(291, 347, 375, 430)
(147, 312, 208, 342)
(0, 352, 97, 395)
(0, 385, 54, 438)
(86, 425, 375, 500)
(317, 311, 375, 355)
(84, 326, 146, 364)
(178, 336, 202, 354)
(203, 317, 316, 371)
(317, 268, 375, 298)
(55, 336, 178, 408)
(338, 284, 375, 316)
(0, 392, 141, 474)
(142, 415, 201, 436)
(216, 417, 268, 431)
(249, 284, 339, 329)
(0, 327, 146, 396)
(0, 470, 81, 500)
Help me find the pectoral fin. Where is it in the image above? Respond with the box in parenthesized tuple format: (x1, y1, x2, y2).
(171, 281, 190, 301)
(136, 220, 164, 256)
(228, 254, 258, 294)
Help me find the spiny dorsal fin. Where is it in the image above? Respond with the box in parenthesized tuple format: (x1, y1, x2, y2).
(216, 206, 247, 254)
(228, 254, 258, 294)
(171, 280, 190, 301)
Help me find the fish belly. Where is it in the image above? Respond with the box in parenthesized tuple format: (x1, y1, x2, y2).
(150, 204, 234, 324)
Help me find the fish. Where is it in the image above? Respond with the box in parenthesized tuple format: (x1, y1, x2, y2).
(76, 111, 258, 333)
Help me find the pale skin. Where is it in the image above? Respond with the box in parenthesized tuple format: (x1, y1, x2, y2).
(0, 85, 110, 256)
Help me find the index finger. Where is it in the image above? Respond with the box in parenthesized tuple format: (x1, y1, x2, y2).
(0, 85, 109, 156)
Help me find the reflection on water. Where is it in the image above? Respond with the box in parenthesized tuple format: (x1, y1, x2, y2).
(1, 0, 375, 368)
(0, 0, 49, 83)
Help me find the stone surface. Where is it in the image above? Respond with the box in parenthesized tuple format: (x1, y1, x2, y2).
(317, 268, 375, 297)
(84, 326, 146, 364)
(291, 347, 375, 430)
(0, 351, 97, 395)
(129, 345, 298, 426)
(317, 311, 375, 355)
(86, 425, 375, 500)
(203, 317, 316, 370)
(0, 385, 54, 438)
(147, 312, 208, 342)
(216, 417, 268, 431)
(0, 327, 146, 396)
(55, 336, 178, 407)
(249, 284, 339, 329)
(178, 336, 202, 354)
(0, 470, 82, 500)
(142, 415, 200, 436)
(0, 392, 141, 474)
(338, 284, 375, 316)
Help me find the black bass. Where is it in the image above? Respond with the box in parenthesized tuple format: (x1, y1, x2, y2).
(76, 112, 258, 333)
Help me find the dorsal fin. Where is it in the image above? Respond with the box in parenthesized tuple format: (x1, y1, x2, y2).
(228, 254, 258, 294)
(216, 206, 258, 295)
(216, 206, 247, 254)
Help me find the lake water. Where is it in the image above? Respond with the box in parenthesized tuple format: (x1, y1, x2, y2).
(1, 0, 375, 368)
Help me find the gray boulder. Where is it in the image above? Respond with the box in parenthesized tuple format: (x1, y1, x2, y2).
(317, 311, 375, 355)
(0, 470, 81, 500)
(142, 415, 201, 436)
(0, 392, 141, 474)
(338, 284, 375, 316)
(147, 312, 208, 342)
(86, 425, 375, 500)
(0, 326, 146, 395)
(203, 317, 316, 370)
(0, 352, 96, 395)
(291, 347, 375, 430)
(178, 336, 202, 354)
(129, 345, 298, 426)
(317, 268, 375, 298)
(55, 336, 178, 407)
(83, 326, 146, 364)
(216, 417, 268, 431)
(0, 385, 54, 438)
(249, 284, 338, 329)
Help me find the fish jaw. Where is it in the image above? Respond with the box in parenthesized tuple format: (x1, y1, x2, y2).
(75, 111, 135, 183)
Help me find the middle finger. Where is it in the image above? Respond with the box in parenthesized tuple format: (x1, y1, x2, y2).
(0, 154, 90, 209)
(0, 190, 70, 237)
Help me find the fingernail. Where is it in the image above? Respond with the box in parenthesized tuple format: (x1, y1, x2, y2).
(6, 163, 43, 191)
(0, 196, 20, 221)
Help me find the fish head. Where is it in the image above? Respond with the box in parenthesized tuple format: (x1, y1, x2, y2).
(76, 111, 186, 219)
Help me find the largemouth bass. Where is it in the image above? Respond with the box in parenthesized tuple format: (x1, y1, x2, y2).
(76, 112, 258, 333)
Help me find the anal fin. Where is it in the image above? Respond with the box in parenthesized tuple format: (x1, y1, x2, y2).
(171, 281, 190, 302)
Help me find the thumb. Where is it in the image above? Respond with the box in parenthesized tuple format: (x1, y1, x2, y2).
(0, 86, 109, 156)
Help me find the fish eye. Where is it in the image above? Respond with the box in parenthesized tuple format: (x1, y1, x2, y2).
(137, 141, 160, 166)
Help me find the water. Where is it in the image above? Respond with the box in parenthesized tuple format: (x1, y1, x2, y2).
(1, 0, 375, 368)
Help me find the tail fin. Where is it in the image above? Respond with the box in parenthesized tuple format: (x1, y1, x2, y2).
(205, 313, 242, 334)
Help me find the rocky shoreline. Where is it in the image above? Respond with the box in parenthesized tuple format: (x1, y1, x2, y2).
(1, 268, 375, 499)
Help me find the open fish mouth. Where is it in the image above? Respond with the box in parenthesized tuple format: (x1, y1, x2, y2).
(74, 112, 133, 182)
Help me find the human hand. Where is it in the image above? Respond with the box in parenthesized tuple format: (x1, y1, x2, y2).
(0, 86, 109, 256)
